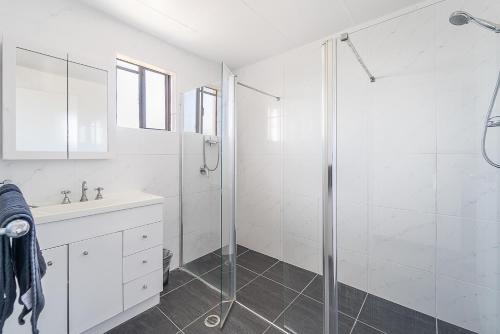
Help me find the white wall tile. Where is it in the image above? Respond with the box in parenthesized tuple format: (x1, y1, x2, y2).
(437, 214, 500, 289)
(369, 206, 436, 272)
(437, 154, 500, 222)
(370, 153, 436, 213)
(338, 201, 368, 252)
(368, 257, 436, 316)
(437, 275, 500, 334)
(338, 248, 368, 292)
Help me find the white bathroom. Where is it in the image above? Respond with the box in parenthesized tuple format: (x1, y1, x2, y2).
(0, 0, 499, 333)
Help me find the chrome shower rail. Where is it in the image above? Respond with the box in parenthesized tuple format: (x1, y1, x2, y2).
(236, 82, 281, 101)
(340, 33, 376, 83)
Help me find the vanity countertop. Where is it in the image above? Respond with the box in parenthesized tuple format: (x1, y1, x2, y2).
(32, 191, 164, 224)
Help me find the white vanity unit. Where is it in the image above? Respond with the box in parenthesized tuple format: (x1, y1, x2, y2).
(4, 192, 165, 334)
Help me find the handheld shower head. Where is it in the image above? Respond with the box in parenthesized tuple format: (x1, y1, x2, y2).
(449, 11, 500, 33)
(449, 11, 471, 26)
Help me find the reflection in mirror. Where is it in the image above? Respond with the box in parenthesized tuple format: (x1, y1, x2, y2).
(15, 48, 67, 152)
(68, 62, 108, 153)
(182, 86, 218, 136)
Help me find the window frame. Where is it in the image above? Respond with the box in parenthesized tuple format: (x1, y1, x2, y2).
(116, 58, 172, 131)
(196, 86, 218, 136)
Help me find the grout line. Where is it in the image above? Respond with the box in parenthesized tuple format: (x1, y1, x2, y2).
(235, 301, 289, 334)
(355, 320, 388, 334)
(155, 306, 184, 332)
(300, 291, 323, 305)
(180, 303, 221, 331)
(160, 269, 197, 297)
(267, 274, 318, 327)
(349, 293, 368, 334)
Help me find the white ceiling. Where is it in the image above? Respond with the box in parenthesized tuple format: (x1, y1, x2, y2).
(81, 0, 423, 68)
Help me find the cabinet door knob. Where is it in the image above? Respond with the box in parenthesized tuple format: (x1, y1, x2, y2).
(83, 251, 89, 256)
(142, 284, 148, 290)
(47, 261, 53, 266)
(142, 260, 148, 264)
(142, 235, 148, 239)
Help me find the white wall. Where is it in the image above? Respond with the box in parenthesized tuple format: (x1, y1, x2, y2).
(236, 41, 323, 274)
(338, 0, 500, 332)
(181, 132, 221, 263)
(0, 0, 220, 269)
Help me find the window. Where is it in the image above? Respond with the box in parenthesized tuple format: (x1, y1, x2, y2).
(200, 86, 217, 136)
(116, 59, 172, 130)
(182, 86, 218, 136)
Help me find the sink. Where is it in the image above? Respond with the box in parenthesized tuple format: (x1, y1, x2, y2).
(31, 191, 163, 224)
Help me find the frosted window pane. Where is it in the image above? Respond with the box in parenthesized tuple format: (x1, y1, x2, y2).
(145, 70, 166, 130)
(117, 69, 139, 128)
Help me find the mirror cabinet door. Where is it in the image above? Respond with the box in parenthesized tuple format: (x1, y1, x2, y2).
(14, 47, 68, 158)
(68, 61, 108, 157)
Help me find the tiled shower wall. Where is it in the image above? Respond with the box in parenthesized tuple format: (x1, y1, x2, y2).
(181, 132, 221, 263)
(338, 0, 500, 332)
(236, 41, 323, 274)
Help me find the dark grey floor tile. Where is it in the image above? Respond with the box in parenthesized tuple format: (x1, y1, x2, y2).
(158, 279, 219, 329)
(184, 253, 221, 276)
(303, 275, 323, 302)
(265, 312, 353, 334)
(263, 325, 286, 334)
(339, 313, 356, 334)
(263, 325, 285, 334)
(183, 303, 268, 334)
(237, 276, 298, 321)
(106, 307, 179, 334)
(163, 269, 196, 295)
(263, 262, 316, 292)
(238, 250, 279, 274)
(237, 245, 250, 256)
(338, 282, 367, 318)
(351, 321, 385, 334)
(201, 265, 258, 291)
(358, 294, 436, 334)
(437, 320, 478, 334)
(274, 295, 323, 334)
(212, 244, 250, 257)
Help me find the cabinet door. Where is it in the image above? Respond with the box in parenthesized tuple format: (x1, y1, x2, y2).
(67, 61, 109, 159)
(4, 245, 68, 334)
(69, 233, 122, 334)
(2, 40, 68, 160)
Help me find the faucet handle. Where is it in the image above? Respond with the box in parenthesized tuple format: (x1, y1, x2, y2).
(61, 190, 71, 204)
(94, 187, 104, 200)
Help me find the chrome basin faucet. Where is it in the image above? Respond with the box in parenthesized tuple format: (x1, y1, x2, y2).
(80, 181, 88, 202)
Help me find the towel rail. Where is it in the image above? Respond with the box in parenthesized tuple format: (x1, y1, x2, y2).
(0, 219, 30, 238)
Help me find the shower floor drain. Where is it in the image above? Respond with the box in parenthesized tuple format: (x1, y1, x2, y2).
(204, 314, 220, 328)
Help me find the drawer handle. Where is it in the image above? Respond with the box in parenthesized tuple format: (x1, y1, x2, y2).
(47, 261, 53, 267)
(83, 251, 89, 256)
(142, 284, 148, 290)
(142, 235, 148, 239)
(142, 260, 148, 264)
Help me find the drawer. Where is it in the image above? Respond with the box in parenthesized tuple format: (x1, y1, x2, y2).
(123, 269, 163, 310)
(123, 245, 163, 283)
(123, 222, 163, 256)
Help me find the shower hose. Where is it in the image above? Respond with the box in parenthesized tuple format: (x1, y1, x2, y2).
(203, 137, 220, 172)
(482, 71, 500, 168)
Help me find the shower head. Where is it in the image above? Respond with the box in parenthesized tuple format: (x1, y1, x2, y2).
(449, 11, 471, 25)
(449, 11, 500, 33)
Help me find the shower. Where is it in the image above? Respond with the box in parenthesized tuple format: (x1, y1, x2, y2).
(449, 11, 500, 33)
(202, 137, 220, 173)
(450, 11, 500, 168)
